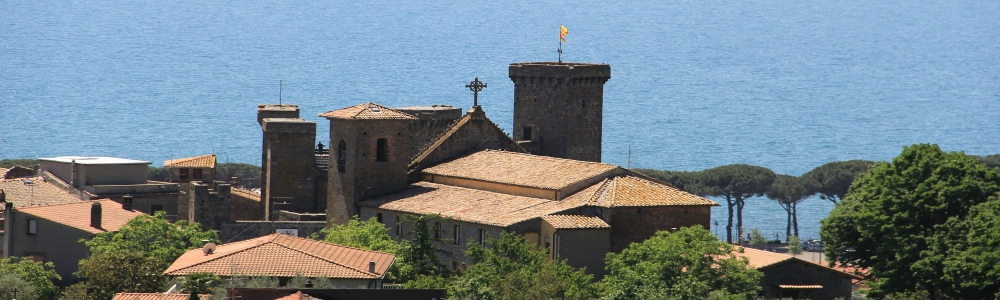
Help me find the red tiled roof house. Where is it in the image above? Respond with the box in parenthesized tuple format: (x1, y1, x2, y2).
(164, 233, 395, 289)
(1, 198, 146, 285)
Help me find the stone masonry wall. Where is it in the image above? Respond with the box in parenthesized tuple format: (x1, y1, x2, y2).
(262, 118, 317, 216)
(608, 206, 711, 252)
(230, 188, 265, 221)
(219, 221, 327, 243)
(509, 62, 610, 163)
(327, 119, 412, 225)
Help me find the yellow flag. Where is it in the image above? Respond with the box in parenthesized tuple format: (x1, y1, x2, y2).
(560, 24, 569, 43)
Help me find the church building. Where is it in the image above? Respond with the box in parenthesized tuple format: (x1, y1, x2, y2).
(256, 62, 718, 277)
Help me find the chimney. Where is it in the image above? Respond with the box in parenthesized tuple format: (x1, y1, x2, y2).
(91, 202, 102, 229)
(368, 261, 376, 273)
(230, 176, 238, 186)
(122, 195, 133, 211)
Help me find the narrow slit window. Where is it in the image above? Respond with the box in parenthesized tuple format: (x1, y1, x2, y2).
(376, 139, 388, 162)
(434, 222, 442, 240)
(337, 140, 347, 173)
(523, 127, 532, 140)
(376, 213, 383, 223)
(396, 216, 402, 236)
(453, 225, 461, 245)
(478, 229, 486, 246)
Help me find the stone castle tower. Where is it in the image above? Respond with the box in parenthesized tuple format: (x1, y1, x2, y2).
(509, 62, 611, 163)
(320, 103, 421, 224)
(257, 104, 320, 218)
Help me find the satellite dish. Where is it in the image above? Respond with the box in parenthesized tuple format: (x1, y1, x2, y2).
(202, 243, 217, 255)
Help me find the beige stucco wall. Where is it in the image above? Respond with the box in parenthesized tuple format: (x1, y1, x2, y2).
(541, 219, 611, 279)
(6, 210, 93, 285)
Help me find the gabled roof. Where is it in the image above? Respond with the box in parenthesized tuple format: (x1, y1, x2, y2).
(422, 150, 618, 190)
(274, 291, 321, 300)
(587, 175, 719, 207)
(164, 154, 216, 169)
(732, 247, 864, 280)
(16, 199, 145, 234)
(0, 175, 84, 209)
(541, 215, 610, 229)
(408, 106, 523, 173)
(113, 293, 210, 300)
(318, 103, 417, 120)
(164, 233, 395, 279)
(359, 182, 593, 227)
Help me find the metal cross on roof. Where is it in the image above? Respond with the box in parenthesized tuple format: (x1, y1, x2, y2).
(466, 77, 487, 107)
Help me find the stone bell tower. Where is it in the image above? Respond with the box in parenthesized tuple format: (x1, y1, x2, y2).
(509, 62, 611, 162)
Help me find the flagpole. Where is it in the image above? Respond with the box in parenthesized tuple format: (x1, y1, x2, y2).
(558, 40, 563, 63)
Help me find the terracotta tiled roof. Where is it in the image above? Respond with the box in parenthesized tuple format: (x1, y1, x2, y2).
(777, 284, 823, 289)
(17, 199, 145, 234)
(359, 182, 593, 227)
(541, 215, 610, 229)
(164, 154, 216, 169)
(319, 103, 417, 120)
(588, 175, 719, 207)
(113, 293, 210, 300)
(0, 176, 84, 209)
(273, 292, 321, 300)
(423, 150, 619, 190)
(164, 234, 395, 279)
(731, 247, 864, 280)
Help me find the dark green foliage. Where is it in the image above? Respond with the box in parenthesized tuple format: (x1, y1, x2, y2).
(632, 169, 701, 192)
(698, 164, 776, 243)
(748, 228, 767, 248)
(188, 289, 199, 300)
(821, 144, 1000, 299)
(0, 257, 61, 300)
(0, 158, 38, 168)
(600, 227, 762, 300)
(148, 166, 170, 181)
(85, 211, 218, 270)
(215, 163, 262, 189)
(314, 216, 408, 281)
(76, 251, 167, 300)
(180, 273, 222, 294)
(787, 236, 803, 255)
(400, 214, 452, 278)
(974, 154, 1000, 170)
(802, 160, 874, 205)
(0, 274, 40, 300)
(766, 174, 812, 239)
(60, 283, 89, 300)
(449, 231, 597, 300)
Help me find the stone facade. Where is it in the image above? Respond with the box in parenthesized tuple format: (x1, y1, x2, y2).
(219, 221, 327, 243)
(261, 117, 318, 217)
(608, 205, 711, 252)
(326, 119, 413, 225)
(186, 181, 232, 231)
(509, 62, 611, 163)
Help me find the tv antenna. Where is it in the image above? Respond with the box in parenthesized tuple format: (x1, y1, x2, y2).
(279, 80, 283, 106)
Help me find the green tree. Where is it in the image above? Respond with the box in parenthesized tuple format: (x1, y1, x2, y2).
(85, 211, 218, 270)
(766, 174, 812, 239)
(314, 216, 408, 281)
(0, 257, 61, 300)
(748, 228, 767, 249)
(0, 158, 38, 168)
(0, 274, 40, 300)
(180, 272, 222, 294)
(76, 251, 167, 300)
(802, 160, 874, 205)
(787, 236, 803, 255)
(449, 231, 597, 300)
(974, 154, 1000, 170)
(698, 164, 775, 243)
(633, 169, 702, 192)
(936, 195, 1000, 299)
(216, 163, 262, 189)
(600, 227, 762, 300)
(148, 166, 170, 181)
(820, 144, 1000, 299)
(400, 214, 451, 278)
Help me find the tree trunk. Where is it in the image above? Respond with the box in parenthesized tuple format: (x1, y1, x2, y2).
(785, 204, 792, 242)
(735, 195, 745, 245)
(726, 194, 735, 244)
(792, 202, 799, 238)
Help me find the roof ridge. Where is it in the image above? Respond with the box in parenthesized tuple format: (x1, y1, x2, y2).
(274, 233, 396, 256)
(164, 237, 276, 275)
(17, 198, 113, 210)
(271, 240, 378, 277)
(408, 110, 474, 168)
(481, 149, 617, 167)
(587, 178, 613, 206)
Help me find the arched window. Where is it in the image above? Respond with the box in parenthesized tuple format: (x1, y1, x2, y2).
(337, 140, 347, 173)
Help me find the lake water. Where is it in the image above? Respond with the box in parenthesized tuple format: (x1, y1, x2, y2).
(2, 0, 998, 241)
